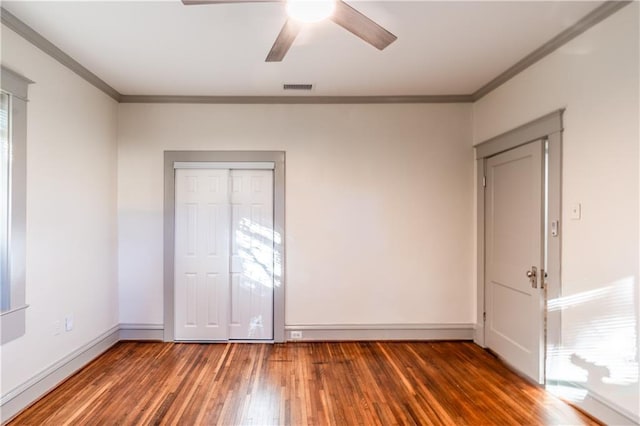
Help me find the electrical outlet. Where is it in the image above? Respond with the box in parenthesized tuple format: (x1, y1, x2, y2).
(54, 320, 62, 335)
(290, 331, 302, 340)
(65, 314, 74, 332)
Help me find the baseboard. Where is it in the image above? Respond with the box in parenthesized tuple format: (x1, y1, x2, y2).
(473, 323, 485, 347)
(561, 382, 639, 425)
(117, 323, 473, 342)
(284, 323, 474, 341)
(4, 322, 632, 426)
(0, 325, 120, 424)
(119, 323, 164, 341)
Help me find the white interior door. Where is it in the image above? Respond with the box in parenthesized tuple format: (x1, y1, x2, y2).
(174, 169, 230, 341)
(174, 167, 274, 341)
(229, 170, 274, 340)
(485, 139, 545, 383)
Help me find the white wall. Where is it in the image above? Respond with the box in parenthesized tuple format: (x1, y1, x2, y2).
(0, 25, 119, 399)
(117, 103, 475, 327)
(0, 1, 635, 423)
(473, 4, 639, 421)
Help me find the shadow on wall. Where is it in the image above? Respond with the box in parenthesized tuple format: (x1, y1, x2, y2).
(546, 276, 639, 421)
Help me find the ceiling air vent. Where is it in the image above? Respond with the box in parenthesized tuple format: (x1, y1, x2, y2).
(283, 84, 313, 91)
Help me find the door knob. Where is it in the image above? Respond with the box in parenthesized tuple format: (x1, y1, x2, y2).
(526, 266, 538, 288)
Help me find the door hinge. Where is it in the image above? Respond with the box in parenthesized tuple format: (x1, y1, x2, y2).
(482, 176, 486, 187)
(483, 312, 486, 322)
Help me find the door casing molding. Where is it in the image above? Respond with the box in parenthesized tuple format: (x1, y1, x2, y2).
(474, 110, 563, 380)
(163, 151, 286, 343)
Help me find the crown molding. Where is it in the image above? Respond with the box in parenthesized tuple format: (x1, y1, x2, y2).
(1, 1, 633, 105)
(472, 0, 633, 101)
(119, 94, 473, 104)
(0, 7, 121, 102)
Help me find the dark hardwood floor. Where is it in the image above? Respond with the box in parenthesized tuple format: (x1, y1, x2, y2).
(10, 341, 599, 425)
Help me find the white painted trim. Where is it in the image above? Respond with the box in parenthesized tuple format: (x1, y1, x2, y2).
(0, 325, 119, 424)
(119, 323, 164, 341)
(284, 323, 474, 341)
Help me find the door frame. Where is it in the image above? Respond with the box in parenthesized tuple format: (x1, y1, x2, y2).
(474, 110, 563, 382)
(163, 151, 286, 343)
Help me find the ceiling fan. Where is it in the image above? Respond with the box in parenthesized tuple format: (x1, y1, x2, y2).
(182, 0, 397, 62)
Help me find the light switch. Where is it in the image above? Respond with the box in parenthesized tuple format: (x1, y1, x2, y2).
(65, 314, 74, 332)
(570, 203, 581, 220)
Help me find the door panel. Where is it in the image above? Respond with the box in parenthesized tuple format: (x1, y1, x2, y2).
(174, 169, 230, 340)
(229, 170, 274, 340)
(485, 140, 545, 383)
(175, 167, 274, 341)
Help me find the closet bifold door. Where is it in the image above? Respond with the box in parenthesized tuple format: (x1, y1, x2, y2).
(174, 167, 275, 341)
(229, 170, 274, 340)
(174, 168, 231, 341)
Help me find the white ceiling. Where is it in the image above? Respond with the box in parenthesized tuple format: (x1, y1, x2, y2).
(2, 1, 603, 96)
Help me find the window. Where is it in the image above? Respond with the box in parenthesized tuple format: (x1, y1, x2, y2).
(1, 66, 31, 344)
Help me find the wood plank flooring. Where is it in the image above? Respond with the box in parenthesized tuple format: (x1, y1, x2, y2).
(10, 341, 599, 425)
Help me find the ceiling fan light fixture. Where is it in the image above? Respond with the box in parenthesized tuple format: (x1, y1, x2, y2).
(286, 0, 336, 23)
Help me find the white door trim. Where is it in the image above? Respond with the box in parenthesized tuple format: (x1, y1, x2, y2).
(164, 151, 286, 343)
(474, 110, 563, 379)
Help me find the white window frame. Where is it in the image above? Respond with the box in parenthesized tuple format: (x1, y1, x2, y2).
(1, 66, 32, 344)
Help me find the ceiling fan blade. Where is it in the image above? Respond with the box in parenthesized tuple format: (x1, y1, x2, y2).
(182, 0, 276, 5)
(331, 0, 397, 50)
(265, 19, 301, 62)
